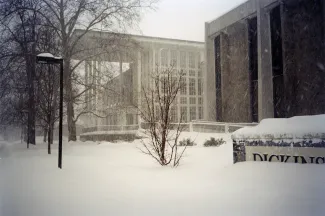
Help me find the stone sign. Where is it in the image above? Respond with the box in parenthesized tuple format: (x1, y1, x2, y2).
(245, 146, 325, 164)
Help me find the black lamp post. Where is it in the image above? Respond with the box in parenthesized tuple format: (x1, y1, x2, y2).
(36, 53, 64, 169)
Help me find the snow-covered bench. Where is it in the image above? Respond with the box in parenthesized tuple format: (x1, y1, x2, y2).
(231, 115, 325, 164)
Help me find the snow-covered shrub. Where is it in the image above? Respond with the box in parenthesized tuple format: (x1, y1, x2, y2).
(203, 137, 225, 147)
(178, 138, 196, 146)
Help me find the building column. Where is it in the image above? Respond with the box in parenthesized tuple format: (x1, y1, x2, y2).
(119, 53, 126, 126)
(257, 1, 274, 121)
(204, 22, 216, 121)
(137, 50, 142, 128)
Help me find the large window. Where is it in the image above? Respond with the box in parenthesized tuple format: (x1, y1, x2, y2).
(189, 52, 195, 68)
(214, 36, 222, 121)
(180, 51, 186, 68)
(198, 107, 203, 120)
(161, 49, 168, 67)
(180, 106, 187, 122)
(248, 17, 258, 122)
(112, 115, 117, 125)
(189, 78, 196, 95)
(270, 6, 284, 118)
(126, 114, 134, 125)
(170, 106, 177, 123)
(190, 107, 196, 121)
(189, 69, 195, 76)
(180, 77, 187, 95)
(170, 50, 177, 67)
(198, 78, 202, 95)
(189, 97, 196, 104)
(197, 53, 201, 69)
(180, 97, 187, 104)
(154, 50, 159, 67)
(198, 97, 203, 105)
(198, 69, 202, 77)
(155, 105, 160, 121)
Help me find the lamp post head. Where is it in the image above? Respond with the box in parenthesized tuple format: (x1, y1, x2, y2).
(37, 53, 63, 64)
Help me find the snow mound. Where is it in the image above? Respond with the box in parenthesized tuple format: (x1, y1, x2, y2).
(2, 133, 325, 216)
(232, 114, 325, 140)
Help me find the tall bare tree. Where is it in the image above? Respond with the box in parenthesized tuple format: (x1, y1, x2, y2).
(0, 0, 45, 145)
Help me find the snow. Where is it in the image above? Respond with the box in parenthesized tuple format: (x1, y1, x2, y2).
(1, 132, 325, 216)
(81, 130, 139, 136)
(232, 114, 325, 140)
(37, 53, 55, 58)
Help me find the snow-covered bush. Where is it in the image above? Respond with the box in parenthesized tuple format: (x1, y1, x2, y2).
(203, 137, 225, 147)
(178, 138, 196, 146)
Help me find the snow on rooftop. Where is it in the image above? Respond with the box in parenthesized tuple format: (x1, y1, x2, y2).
(232, 114, 325, 140)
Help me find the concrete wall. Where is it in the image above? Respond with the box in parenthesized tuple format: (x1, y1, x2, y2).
(220, 21, 251, 123)
(204, 23, 217, 121)
(282, 0, 325, 117)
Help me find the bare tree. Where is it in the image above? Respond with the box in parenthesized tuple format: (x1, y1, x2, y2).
(0, 0, 46, 146)
(34, 24, 61, 153)
(138, 66, 187, 167)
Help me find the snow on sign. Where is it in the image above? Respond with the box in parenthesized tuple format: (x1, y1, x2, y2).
(231, 115, 325, 164)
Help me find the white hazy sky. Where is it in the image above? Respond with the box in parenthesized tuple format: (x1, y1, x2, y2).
(138, 0, 247, 42)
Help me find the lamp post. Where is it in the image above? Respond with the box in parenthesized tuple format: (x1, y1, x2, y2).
(36, 53, 64, 169)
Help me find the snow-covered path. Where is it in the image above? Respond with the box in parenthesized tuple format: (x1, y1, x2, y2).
(1, 132, 325, 216)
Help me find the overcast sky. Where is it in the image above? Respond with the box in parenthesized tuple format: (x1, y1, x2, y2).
(138, 0, 247, 42)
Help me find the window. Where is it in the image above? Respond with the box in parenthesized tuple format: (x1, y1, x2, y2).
(170, 106, 177, 123)
(197, 53, 201, 69)
(271, 6, 284, 118)
(161, 49, 168, 67)
(155, 50, 159, 67)
(189, 52, 195, 68)
(155, 105, 160, 121)
(214, 36, 222, 121)
(189, 97, 196, 104)
(189, 70, 195, 76)
(198, 97, 203, 105)
(126, 114, 134, 125)
(160, 77, 168, 93)
(198, 78, 202, 95)
(189, 78, 196, 95)
(190, 107, 196, 121)
(198, 107, 203, 120)
(180, 51, 186, 68)
(248, 17, 258, 122)
(198, 69, 202, 77)
(180, 106, 187, 122)
(170, 50, 177, 67)
(180, 97, 187, 104)
(180, 77, 187, 95)
(112, 115, 117, 125)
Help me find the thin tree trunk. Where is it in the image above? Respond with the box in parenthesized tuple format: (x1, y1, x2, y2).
(64, 60, 77, 141)
(43, 128, 48, 142)
(51, 76, 58, 145)
(26, 47, 36, 145)
(67, 100, 77, 141)
(49, 123, 54, 144)
(47, 128, 51, 154)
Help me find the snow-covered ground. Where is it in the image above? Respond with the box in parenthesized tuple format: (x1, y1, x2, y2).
(1, 132, 325, 216)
